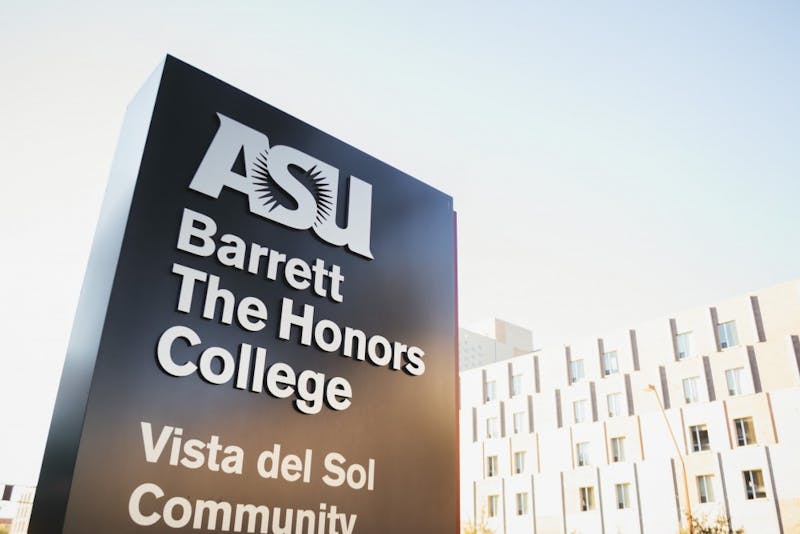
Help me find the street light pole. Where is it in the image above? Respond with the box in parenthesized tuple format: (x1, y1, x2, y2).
(646, 384, 694, 534)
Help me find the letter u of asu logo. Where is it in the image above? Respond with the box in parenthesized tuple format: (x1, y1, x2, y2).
(189, 113, 374, 259)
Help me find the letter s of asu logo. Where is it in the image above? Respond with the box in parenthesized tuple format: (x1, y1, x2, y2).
(189, 113, 374, 259)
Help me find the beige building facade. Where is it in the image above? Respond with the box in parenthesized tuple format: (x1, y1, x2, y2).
(460, 280, 800, 534)
(460, 319, 534, 370)
(0, 485, 34, 534)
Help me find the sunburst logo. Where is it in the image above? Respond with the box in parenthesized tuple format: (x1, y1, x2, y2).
(189, 113, 374, 259)
(252, 151, 334, 228)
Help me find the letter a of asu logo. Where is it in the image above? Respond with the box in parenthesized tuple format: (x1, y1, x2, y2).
(189, 113, 374, 259)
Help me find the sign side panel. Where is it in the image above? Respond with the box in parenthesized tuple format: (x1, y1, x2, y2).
(28, 60, 166, 534)
(453, 211, 461, 533)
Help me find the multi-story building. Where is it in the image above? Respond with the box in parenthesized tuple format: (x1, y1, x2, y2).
(460, 319, 534, 370)
(0, 484, 34, 534)
(460, 279, 800, 533)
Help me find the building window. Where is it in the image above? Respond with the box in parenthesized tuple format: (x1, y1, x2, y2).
(735, 417, 756, 447)
(573, 399, 588, 423)
(718, 321, 739, 349)
(615, 483, 631, 509)
(486, 455, 498, 477)
(486, 417, 499, 439)
(690, 424, 710, 452)
(513, 411, 526, 434)
(607, 392, 623, 418)
(677, 331, 693, 359)
(579, 487, 595, 511)
(576, 442, 590, 467)
(743, 470, 767, 500)
(726, 367, 745, 396)
(511, 374, 522, 397)
(514, 451, 526, 474)
(515, 492, 529, 516)
(683, 376, 700, 404)
(611, 437, 626, 462)
(486, 380, 497, 402)
(603, 351, 619, 375)
(697, 475, 715, 503)
(570, 359, 585, 384)
(488, 494, 499, 517)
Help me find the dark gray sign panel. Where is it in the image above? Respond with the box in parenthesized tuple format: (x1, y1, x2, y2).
(30, 56, 458, 533)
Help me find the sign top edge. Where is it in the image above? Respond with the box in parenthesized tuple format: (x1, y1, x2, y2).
(155, 54, 454, 210)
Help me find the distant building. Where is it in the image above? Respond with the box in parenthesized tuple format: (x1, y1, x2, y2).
(460, 319, 533, 371)
(0, 485, 35, 534)
(460, 279, 800, 533)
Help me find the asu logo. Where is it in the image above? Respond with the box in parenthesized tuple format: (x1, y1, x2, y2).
(189, 113, 374, 259)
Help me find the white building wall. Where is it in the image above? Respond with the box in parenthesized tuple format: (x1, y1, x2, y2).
(0, 485, 35, 534)
(460, 279, 800, 533)
(460, 319, 533, 371)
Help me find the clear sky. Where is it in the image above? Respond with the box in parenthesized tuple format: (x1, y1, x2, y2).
(1, 1, 799, 486)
